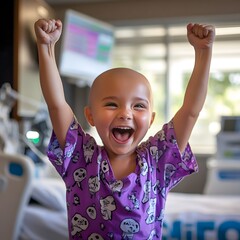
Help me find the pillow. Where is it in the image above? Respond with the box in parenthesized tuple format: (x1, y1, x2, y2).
(31, 178, 66, 211)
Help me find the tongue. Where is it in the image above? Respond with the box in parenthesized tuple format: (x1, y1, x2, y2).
(114, 131, 130, 142)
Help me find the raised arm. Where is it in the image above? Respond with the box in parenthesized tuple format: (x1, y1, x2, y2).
(172, 23, 215, 152)
(34, 19, 74, 148)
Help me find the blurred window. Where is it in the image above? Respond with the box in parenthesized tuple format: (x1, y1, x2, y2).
(113, 22, 240, 153)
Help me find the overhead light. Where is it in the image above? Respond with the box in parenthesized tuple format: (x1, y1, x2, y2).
(216, 27, 240, 36)
(115, 29, 136, 38)
(138, 27, 165, 37)
(37, 6, 49, 18)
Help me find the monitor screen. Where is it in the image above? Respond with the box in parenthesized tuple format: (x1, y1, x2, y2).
(59, 10, 115, 86)
(221, 116, 240, 132)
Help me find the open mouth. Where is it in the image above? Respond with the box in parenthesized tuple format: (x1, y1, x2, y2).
(112, 127, 134, 143)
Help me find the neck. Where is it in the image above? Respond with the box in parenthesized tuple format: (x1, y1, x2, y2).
(108, 152, 137, 180)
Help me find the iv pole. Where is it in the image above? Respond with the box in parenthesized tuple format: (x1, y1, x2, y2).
(0, 83, 49, 164)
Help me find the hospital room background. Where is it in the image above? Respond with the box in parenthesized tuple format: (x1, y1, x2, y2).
(0, 0, 240, 239)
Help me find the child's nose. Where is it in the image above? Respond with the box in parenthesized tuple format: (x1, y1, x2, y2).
(118, 108, 132, 120)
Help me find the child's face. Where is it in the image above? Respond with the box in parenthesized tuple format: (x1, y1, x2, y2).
(85, 68, 155, 158)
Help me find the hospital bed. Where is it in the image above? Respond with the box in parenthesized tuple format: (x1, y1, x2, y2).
(1, 152, 240, 240)
(0, 152, 34, 240)
(19, 173, 240, 240)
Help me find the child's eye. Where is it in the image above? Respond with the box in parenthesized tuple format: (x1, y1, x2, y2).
(105, 102, 117, 108)
(134, 103, 146, 109)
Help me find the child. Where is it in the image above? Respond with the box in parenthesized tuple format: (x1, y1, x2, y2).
(34, 19, 215, 239)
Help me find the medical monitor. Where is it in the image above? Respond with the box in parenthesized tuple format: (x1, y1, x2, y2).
(59, 10, 115, 86)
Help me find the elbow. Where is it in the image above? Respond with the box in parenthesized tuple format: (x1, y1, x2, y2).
(188, 111, 200, 120)
(181, 105, 200, 120)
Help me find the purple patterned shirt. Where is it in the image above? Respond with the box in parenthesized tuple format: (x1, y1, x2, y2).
(47, 118, 198, 240)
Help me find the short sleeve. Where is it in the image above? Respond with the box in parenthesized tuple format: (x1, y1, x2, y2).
(163, 121, 198, 190)
(146, 120, 198, 192)
(47, 117, 81, 177)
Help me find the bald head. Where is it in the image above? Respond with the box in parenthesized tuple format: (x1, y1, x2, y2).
(88, 67, 153, 108)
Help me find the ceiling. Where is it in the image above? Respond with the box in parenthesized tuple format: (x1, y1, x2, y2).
(45, 0, 121, 4)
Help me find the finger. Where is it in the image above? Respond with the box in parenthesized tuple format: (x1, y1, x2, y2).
(192, 24, 215, 38)
(55, 19, 62, 29)
(41, 21, 49, 32)
(203, 25, 215, 37)
(187, 23, 194, 32)
(35, 19, 48, 32)
(45, 19, 56, 33)
(202, 28, 209, 37)
(192, 24, 204, 38)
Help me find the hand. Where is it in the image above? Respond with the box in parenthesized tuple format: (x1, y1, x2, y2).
(187, 23, 215, 49)
(34, 19, 62, 45)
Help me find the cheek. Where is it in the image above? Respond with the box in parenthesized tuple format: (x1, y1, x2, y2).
(94, 111, 112, 129)
(137, 112, 152, 126)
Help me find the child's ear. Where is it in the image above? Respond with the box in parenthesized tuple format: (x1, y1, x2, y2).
(84, 106, 95, 126)
(150, 112, 156, 128)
